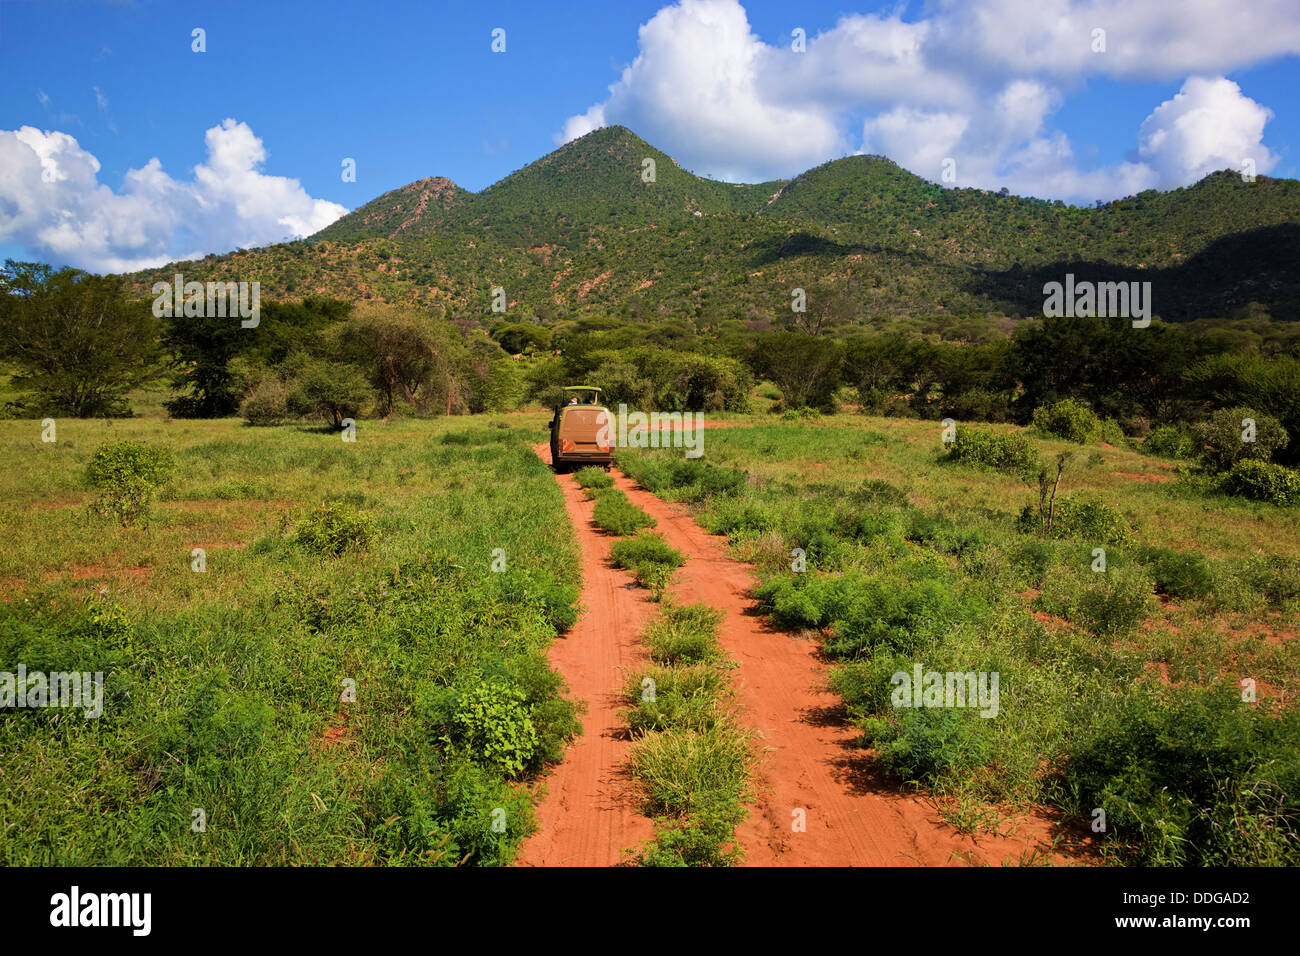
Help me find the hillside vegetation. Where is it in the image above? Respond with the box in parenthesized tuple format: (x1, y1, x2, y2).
(123, 126, 1300, 323)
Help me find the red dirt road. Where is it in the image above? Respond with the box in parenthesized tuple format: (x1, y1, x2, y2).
(522, 445, 1084, 866)
(515, 445, 657, 866)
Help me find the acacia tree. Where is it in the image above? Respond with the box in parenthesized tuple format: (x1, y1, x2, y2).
(340, 304, 454, 416)
(0, 261, 159, 416)
(751, 331, 842, 410)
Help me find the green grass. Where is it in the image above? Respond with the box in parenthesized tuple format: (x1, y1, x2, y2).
(0, 412, 583, 865)
(590, 488, 656, 536)
(621, 604, 749, 867)
(619, 413, 1300, 866)
(642, 603, 724, 666)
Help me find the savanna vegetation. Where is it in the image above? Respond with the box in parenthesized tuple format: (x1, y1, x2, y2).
(3, 122, 1298, 868)
(617, 417, 1300, 866)
(0, 415, 583, 864)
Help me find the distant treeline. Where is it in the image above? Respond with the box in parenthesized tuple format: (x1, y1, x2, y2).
(2, 259, 1297, 463)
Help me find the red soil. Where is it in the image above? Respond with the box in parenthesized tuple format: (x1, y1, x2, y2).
(523, 446, 1086, 866)
(515, 444, 657, 866)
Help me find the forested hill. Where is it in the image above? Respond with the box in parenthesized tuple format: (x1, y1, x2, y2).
(123, 125, 1300, 323)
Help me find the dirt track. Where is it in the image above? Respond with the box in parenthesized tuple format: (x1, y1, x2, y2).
(515, 444, 656, 866)
(521, 444, 1082, 866)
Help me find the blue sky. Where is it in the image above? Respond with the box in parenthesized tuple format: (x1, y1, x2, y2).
(2, 0, 1298, 271)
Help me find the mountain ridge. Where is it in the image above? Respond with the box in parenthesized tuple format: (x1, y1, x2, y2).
(123, 126, 1300, 324)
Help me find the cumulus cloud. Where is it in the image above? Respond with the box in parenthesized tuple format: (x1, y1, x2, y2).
(559, 0, 1295, 201)
(557, 0, 845, 182)
(0, 119, 347, 273)
(1137, 76, 1278, 183)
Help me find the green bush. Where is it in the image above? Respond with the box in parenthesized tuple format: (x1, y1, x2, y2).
(755, 570, 974, 658)
(1140, 545, 1216, 600)
(636, 800, 745, 868)
(86, 440, 176, 526)
(592, 489, 656, 536)
(239, 380, 290, 425)
(619, 456, 747, 502)
(864, 707, 993, 783)
(623, 665, 727, 735)
(1063, 686, 1300, 865)
(610, 532, 685, 571)
(1052, 497, 1133, 545)
(1242, 555, 1300, 611)
(1142, 423, 1197, 460)
(1100, 418, 1129, 446)
(945, 427, 1040, 478)
(86, 440, 175, 488)
(1037, 565, 1154, 636)
(1194, 407, 1289, 473)
(295, 501, 377, 555)
(633, 562, 677, 601)
(424, 680, 539, 778)
(643, 603, 724, 665)
(573, 467, 614, 490)
(1032, 398, 1102, 444)
(700, 496, 779, 537)
(1220, 459, 1300, 505)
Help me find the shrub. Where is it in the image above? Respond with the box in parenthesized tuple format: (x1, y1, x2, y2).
(865, 707, 993, 783)
(1037, 565, 1154, 636)
(1032, 398, 1102, 444)
(755, 571, 973, 658)
(643, 603, 724, 665)
(1052, 497, 1133, 545)
(610, 532, 685, 571)
(86, 440, 176, 526)
(573, 467, 613, 490)
(627, 723, 750, 818)
(240, 379, 290, 425)
(945, 427, 1040, 479)
(623, 665, 727, 735)
(424, 680, 539, 778)
(592, 489, 656, 536)
(86, 441, 175, 489)
(632, 563, 677, 601)
(1062, 686, 1300, 865)
(1194, 407, 1289, 473)
(1140, 545, 1216, 600)
(1242, 555, 1300, 611)
(700, 497, 778, 537)
(1142, 423, 1197, 460)
(1220, 459, 1300, 505)
(1099, 418, 1129, 446)
(295, 501, 377, 554)
(636, 800, 745, 868)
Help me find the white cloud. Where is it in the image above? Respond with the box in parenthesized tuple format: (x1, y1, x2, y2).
(558, 0, 1295, 201)
(0, 119, 347, 273)
(926, 0, 1300, 82)
(556, 0, 844, 182)
(1137, 76, 1278, 183)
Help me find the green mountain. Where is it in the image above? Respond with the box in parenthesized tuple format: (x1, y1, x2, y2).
(315, 176, 470, 241)
(318, 126, 784, 245)
(124, 126, 1300, 323)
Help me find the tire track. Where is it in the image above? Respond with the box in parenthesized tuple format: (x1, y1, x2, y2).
(515, 445, 656, 866)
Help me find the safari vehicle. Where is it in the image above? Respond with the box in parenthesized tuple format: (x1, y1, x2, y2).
(549, 385, 613, 472)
